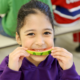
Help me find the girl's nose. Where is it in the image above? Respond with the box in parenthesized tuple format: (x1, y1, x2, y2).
(35, 36, 45, 46)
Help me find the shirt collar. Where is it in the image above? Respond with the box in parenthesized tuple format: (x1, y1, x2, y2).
(21, 54, 54, 70)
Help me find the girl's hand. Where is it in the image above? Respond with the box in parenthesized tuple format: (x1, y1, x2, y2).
(51, 47, 73, 70)
(8, 47, 30, 71)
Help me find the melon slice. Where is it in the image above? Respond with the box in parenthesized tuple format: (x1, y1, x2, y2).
(26, 47, 53, 56)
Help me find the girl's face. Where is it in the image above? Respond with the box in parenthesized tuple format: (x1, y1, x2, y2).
(16, 12, 54, 64)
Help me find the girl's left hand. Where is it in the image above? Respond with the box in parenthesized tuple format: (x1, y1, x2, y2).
(51, 47, 73, 70)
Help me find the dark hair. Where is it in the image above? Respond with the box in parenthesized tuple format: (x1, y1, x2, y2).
(17, 0, 54, 35)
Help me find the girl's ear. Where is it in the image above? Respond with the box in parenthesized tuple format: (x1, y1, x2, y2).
(16, 32, 22, 45)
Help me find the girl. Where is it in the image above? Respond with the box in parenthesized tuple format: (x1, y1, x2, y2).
(0, 0, 80, 80)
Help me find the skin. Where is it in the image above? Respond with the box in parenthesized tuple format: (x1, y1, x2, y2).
(51, 47, 73, 70)
(8, 11, 73, 71)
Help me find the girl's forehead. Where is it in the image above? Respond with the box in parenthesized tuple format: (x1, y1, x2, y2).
(23, 13, 52, 29)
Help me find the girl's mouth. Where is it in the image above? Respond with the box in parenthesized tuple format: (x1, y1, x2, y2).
(29, 47, 52, 52)
(32, 49, 45, 51)
(31, 47, 51, 52)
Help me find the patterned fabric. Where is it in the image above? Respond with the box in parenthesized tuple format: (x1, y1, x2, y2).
(51, 0, 80, 42)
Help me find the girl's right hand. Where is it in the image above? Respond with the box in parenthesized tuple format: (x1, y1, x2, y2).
(8, 47, 30, 71)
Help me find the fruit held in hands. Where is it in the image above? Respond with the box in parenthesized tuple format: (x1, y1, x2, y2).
(26, 47, 52, 56)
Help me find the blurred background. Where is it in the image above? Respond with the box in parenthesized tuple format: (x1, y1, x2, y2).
(0, 0, 80, 75)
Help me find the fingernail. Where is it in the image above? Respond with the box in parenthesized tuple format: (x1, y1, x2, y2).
(28, 54, 30, 56)
(51, 50, 54, 52)
(24, 48, 28, 50)
(26, 54, 30, 56)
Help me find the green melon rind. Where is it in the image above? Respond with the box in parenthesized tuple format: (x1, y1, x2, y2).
(26, 49, 52, 56)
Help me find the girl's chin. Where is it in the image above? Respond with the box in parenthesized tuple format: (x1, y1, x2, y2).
(31, 54, 48, 58)
(29, 54, 48, 61)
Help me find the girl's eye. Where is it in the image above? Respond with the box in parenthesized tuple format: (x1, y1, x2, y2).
(27, 33, 34, 36)
(44, 32, 51, 35)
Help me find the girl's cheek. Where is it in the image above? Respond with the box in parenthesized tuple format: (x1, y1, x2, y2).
(23, 39, 33, 48)
(47, 38, 54, 46)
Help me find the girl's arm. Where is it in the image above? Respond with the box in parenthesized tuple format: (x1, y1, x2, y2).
(51, 47, 80, 80)
(0, 56, 21, 80)
(0, 47, 30, 80)
(0, 0, 9, 14)
(59, 63, 80, 80)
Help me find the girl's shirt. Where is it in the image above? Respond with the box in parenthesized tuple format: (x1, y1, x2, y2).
(0, 54, 79, 80)
(51, 0, 80, 26)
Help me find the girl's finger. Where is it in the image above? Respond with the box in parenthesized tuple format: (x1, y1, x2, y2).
(13, 50, 30, 59)
(12, 48, 29, 56)
(51, 52, 73, 61)
(23, 47, 28, 50)
(52, 55, 66, 62)
(51, 49, 71, 56)
(52, 47, 68, 53)
(14, 52, 30, 61)
(10, 47, 28, 56)
(51, 52, 68, 58)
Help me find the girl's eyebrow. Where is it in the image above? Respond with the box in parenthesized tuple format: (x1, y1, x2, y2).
(24, 28, 53, 33)
(24, 29, 36, 33)
(43, 28, 53, 31)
